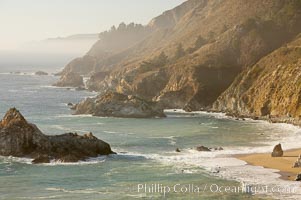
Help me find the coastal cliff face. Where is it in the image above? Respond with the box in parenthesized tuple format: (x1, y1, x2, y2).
(213, 34, 301, 124)
(59, 0, 301, 116)
(0, 108, 114, 163)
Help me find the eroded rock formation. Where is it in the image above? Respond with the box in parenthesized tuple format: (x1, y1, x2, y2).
(0, 108, 114, 163)
(74, 92, 166, 118)
(53, 72, 84, 88)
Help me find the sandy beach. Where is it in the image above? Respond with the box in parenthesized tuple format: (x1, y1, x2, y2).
(237, 148, 301, 181)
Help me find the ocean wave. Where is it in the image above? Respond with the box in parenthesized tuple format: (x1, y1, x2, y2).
(17, 195, 64, 199)
(40, 85, 60, 89)
(41, 156, 107, 166)
(148, 136, 177, 146)
(103, 130, 120, 134)
(55, 114, 93, 118)
(50, 125, 71, 132)
(8, 89, 19, 93)
(0, 72, 11, 75)
(118, 147, 301, 199)
(45, 187, 109, 194)
(114, 120, 301, 199)
(0, 156, 33, 164)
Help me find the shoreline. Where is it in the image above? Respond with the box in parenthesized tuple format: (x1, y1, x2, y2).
(235, 148, 301, 181)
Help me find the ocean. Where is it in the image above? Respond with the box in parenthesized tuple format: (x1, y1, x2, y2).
(0, 72, 301, 199)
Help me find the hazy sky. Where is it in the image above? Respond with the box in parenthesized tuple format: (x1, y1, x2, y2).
(0, 0, 185, 50)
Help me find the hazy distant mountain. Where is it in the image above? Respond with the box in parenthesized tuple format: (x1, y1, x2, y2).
(0, 34, 98, 73)
(46, 34, 98, 41)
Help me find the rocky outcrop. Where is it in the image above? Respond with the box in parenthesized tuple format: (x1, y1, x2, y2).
(74, 92, 166, 118)
(35, 71, 48, 76)
(53, 72, 84, 88)
(0, 108, 114, 163)
(59, 55, 97, 77)
(271, 144, 283, 157)
(86, 71, 110, 91)
(213, 34, 301, 125)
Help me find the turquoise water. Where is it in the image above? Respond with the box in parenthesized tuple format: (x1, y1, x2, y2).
(1, 73, 300, 199)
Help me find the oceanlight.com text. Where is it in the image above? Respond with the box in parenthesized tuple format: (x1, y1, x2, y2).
(136, 183, 298, 196)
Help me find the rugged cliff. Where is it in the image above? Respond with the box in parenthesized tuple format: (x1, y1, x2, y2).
(60, 0, 301, 114)
(213, 34, 301, 125)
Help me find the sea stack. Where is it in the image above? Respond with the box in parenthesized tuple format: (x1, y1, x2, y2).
(0, 108, 115, 163)
(271, 144, 283, 157)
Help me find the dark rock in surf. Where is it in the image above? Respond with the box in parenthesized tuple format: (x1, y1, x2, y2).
(0, 108, 115, 163)
(32, 155, 51, 164)
(271, 143, 283, 157)
(35, 71, 48, 76)
(196, 145, 211, 152)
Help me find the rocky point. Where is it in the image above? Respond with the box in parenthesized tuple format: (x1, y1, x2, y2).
(0, 108, 115, 163)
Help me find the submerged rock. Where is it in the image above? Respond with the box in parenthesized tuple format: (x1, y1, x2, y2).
(74, 92, 166, 118)
(196, 145, 211, 152)
(53, 72, 84, 88)
(32, 155, 51, 164)
(271, 144, 283, 157)
(0, 108, 115, 163)
(35, 71, 48, 76)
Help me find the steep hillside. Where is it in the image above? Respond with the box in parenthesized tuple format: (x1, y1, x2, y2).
(60, 0, 301, 110)
(213, 34, 301, 124)
(60, 23, 152, 75)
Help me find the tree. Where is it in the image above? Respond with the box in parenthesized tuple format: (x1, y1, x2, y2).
(174, 43, 185, 59)
(139, 51, 168, 73)
(208, 31, 215, 42)
(118, 22, 127, 31)
(110, 25, 116, 32)
(195, 35, 206, 49)
(155, 51, 168, 66)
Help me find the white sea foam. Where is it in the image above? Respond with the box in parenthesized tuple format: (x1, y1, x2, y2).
(55, 114, 93, 118)
(50, 125, 71, 132)
(41, 156, 107, 166)
(0, 72, 11, 75)
(0, 156, 33, 164)
(115, 114, 301, 199)
(45, 187, 109, 194)
(103, 130, 120, 134)
(149, 136, 177, 145)
(119, 147, 301, 199)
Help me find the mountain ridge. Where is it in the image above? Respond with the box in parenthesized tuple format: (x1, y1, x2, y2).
(57, 0, 301, 122)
